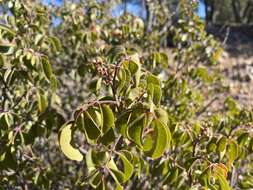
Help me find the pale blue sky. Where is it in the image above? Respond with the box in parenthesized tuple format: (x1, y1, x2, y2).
(42, 0, 206, 18)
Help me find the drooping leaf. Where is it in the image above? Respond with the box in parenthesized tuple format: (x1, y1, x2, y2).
(89, 170, 103, 188)
(41, 57, 53, 80)
(217, 136, 227, 152)
(119, 152, 134, 182)
(144, 119, 170, 159)
(163, 167, 179, 185)
(50, 75, 58, 92)
(0, 23, 16, 36)
(48, 36, 62, 52)
(107, 159, 125, 184)
(37, 92, 48, 114)
(100, 104, 115, 134)
(199, 167, 211, 187)
(215, 172, 231, 190)
(83, 111, 101, 141)
(155, 108, 168, 125)
(206, 137, 217, 153)
(227, 140, 238, 165)
(91, 150, 109, 166)
(59, 124, 83, 161)
(86, 149, 96, 173)
(117, 68, 126, 94)
(127, 113, 145, 148)
(99, 128, 115, 146)
(0, 42, 15, 54)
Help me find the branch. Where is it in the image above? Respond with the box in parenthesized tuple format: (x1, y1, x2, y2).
(196, 96, 218, 117)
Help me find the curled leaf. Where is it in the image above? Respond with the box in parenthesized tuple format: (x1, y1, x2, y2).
(59, 124, 83, 161)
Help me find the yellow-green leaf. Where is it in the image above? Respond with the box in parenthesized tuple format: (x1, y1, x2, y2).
(119, 153, 134, 182)
(144, 119, 169, 159)
(227, 140, 238, 164)
(59, 124, 83, 161)
(127, 113, 145, 148)
(41, 57, 53, 80)
(37, 92, 47, 114)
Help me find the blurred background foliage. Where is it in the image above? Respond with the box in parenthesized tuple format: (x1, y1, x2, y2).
(0, 0, 253, 190)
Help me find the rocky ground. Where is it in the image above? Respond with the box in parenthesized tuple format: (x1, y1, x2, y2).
(206, 24, 253, 109)
(219, 42, 253, 109)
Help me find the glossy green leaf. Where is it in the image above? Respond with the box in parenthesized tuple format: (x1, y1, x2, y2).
(117, 68, 126, 94)
(207, 137, 217, 153)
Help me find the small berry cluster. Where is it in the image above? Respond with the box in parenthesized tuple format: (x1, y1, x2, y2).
(93, 59, 113, 85)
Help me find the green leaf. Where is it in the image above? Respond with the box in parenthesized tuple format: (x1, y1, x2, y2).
(127, 113, 145, 148)
(128, 60, 139, 75)
(83, 111, 101, 140)
(89, 171, 102, 188)
(119, 152, 134, 182)
(146, 74, 161, 86)
(129, 54, 141, 87)
(59, 124, 83, 161)
(117, 68, 126, 94)
(0, 113, 12, 130)
(163, 167, 178, 185)
(215, 172, 231, 190)
(50, 75, 58, 92)
(107, 159, 125, 184)
(0, 43, 15, 54)
(217, 136, 227, 152)
(199, 167, 211, 187)
(48, 36, 62, 52)
(227, 140, 238, 164)
(0, 54, 4, 68)
(0, 23, 16, 36)
(86, 149, 96, 173)
(99, 128, 115, 146)
(100, 104, 114, 134)
(37, 92, 47, 114)
(41, 57, 53, 80)
(92, 150, 109, 166)
(144, 119, 170, 159)
(143, 135, 153, 152)
(155, 108, 168, 125)
(146, 75, 162, 105)
(206, 137, 217, 153)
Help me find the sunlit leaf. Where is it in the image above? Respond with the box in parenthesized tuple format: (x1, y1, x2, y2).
(59, 124, 83, 161)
